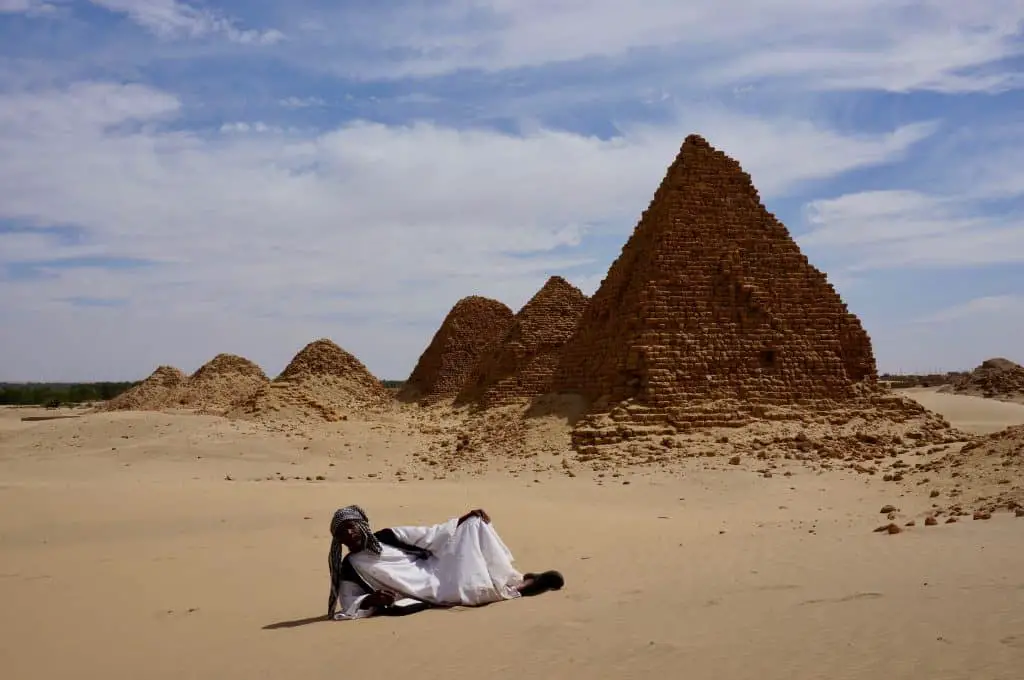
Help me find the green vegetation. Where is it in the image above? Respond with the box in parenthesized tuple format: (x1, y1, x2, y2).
(0, 382, 137, 406)
(380, 379, 406, 389)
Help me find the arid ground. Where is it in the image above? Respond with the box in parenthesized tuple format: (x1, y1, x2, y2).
(2, 387, 1023, 680)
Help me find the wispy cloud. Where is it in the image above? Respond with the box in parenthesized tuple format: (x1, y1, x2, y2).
(801, 181, 1024, 272)
(282, 0, 1024, 94)
(278, 95, 325, 108)
(914, 294, 1024, 323)
(89, 0, 283, 44)
(0, 0, 55, 13)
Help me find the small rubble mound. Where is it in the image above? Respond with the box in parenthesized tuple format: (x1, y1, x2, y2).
(103, 365, 186, 411)
(178, 354, 268, 413)
(229, 339, 390, 423)
(939, 357, 1024, 403)
(569, 391, 963, 470)
(905, 424, 1024, 516)
(400, 296, 514, 405)
(458, 276, 588, 407)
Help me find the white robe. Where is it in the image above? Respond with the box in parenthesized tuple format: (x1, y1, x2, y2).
(333, 516, 523, 620)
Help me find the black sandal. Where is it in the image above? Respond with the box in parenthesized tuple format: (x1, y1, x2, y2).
(520, 570, 565, 596)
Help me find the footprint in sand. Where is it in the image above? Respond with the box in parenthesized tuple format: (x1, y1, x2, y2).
(1000, 635, 1024, 649)
(800, 592, 884, 605)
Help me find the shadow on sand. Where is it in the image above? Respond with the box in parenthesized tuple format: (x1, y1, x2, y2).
(263, 602, 439, 629)
(262, 615, 327, 630)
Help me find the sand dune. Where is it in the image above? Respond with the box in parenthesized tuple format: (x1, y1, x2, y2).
(2, 398, 1024, 680)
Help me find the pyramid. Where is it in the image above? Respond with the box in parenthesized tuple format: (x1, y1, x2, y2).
(178, 353, 269, 412)
(104, 365, 186, 411)
(229, 339, 389, 422)
(457, 276, 588, 406)
(939, 357, 1024, 402)
(552, 134, 878, 426)
(399, 296, 515, 405)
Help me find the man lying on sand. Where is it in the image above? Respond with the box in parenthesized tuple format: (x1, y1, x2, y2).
(327, 505, 564, 620)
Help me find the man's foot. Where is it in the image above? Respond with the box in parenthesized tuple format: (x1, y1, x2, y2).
(518, 570, 564, 597)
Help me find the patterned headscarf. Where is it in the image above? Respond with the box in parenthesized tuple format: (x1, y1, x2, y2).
(327, 505, 382, 617)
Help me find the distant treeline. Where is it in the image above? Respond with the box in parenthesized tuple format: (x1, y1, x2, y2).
(0, 382, 138, 406)
(0, 379, 407, 406)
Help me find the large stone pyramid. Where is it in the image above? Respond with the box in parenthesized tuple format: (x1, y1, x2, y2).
(399, 296, 514, 405)
(458, 276, 588, 407)
(552, 134, 877, 424)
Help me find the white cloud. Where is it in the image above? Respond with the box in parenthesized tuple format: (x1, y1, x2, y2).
(0, 0, 55, 14)
(0, 81, 934, 380)
(278, 96, 326, 108)
(802, 190, 984, 247)
(800, 184, 1024, 271)
(913, 295, 1024, 324)
(89, 0, 284, 44)
(292, 0, 1024, 93)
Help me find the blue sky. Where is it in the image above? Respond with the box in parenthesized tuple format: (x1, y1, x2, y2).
(0, 0, 1022, 382)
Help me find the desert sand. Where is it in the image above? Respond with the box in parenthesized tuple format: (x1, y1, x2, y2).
(2, 388, 1023, 680)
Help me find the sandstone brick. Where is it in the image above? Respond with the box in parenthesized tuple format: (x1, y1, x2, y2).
(458, 276, 588, 407)
(401, 296, 514, 404)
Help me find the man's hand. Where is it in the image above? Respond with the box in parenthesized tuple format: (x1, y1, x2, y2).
(458, 508, 491, 525)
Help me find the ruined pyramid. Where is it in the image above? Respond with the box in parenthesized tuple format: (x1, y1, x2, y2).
(104, 365, 186, 411)
(939, 357, 1024, 402)
(230, 338, 389, 422)
(178, 353, 269, 412)
(458, 276, 588, 407)
(399, 296, 515, 405)
(551, 134, 878, 428)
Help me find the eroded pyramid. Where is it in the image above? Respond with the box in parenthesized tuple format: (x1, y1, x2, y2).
(104, 365, 186, 411)
(400, 296, 514, 405)
(229, 339, 389, 422)
(939, 357, 1024, 402)
(178, 353, 269, 412)
(458, 276, 588, 407)
(552, 134, 877, 423)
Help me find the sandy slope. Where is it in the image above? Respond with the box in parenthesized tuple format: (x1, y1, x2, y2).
(900, 387, 1024, 434)
(2, 396, 1024, 680)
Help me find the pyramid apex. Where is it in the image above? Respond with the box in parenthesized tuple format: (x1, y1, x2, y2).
(682, 133, 713, 149)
